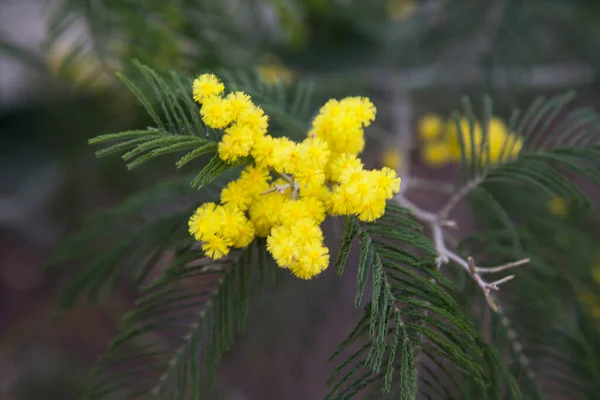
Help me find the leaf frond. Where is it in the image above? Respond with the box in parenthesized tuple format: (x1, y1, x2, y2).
(327, 205, 511, 399)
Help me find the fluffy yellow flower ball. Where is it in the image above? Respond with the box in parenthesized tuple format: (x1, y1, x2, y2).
(189, 203, 255, 260)
(193, 74, 224, 104)
(218, 124, 254, 162)
(201, 96, 234, 129)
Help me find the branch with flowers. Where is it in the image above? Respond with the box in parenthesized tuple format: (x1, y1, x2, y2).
(58, 61, 600, 400)
(189, 73, 401, 280)
(76, 66, 512, 399)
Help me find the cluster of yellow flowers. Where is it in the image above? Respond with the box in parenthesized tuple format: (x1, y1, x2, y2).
(188, 74, 401, 279)
(417, 114, 523, 167)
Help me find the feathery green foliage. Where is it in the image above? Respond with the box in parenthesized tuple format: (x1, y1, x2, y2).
(88, 61, 314, 170)
(84, 241, 274, 400)
(51, 173, 226, 309)
(444, 94, 600, 399)
(327, 204, 516, 399)
(454, 93, 600, 204)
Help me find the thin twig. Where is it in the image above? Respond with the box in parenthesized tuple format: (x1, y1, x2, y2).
(489, 274, 515, 288)
(476, 258, 531, 274)
(395, 177, 530, 311)
(437, 176, 484, 222)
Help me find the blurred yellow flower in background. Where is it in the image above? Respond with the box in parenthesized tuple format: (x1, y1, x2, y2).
(387, 0, 417, 21)
(46, 45, 116, 91)
(417, 114, 443, 142)
(381, 149, 402, 171)
(257, 55, 294, 86)
(417, 113, 523, 168)
(420, 141, 452, 167)
(548, 196, 568, 217)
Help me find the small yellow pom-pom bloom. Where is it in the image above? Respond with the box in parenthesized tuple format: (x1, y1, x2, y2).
(248, 192, 287, 237)
(268, 138, 299, 173)
(238, 164, 271, 196)
(373, 167, 401, 199)
(329, 184, 357, 216)
(251, 135, 277, 167)
(237, 105, 269, 138)
(193, 74, 224, 104)
(279, 199, 314, 226)
(340, 97, 377, 127)
(232, 220, 255, 248)
(267, 225, 298, 267)
(202, 234, 232, 259)
(300, 183, 331, 203)
(548, 196, 568, 216)
(218, 124, 254, 162)
(357, 195, 387, 222)
(290, 218, 324, 245)
(298, 137, 330, 170)
(188, 202, 219, 241)
(339, 128, 366, 155)
(418, 114, 443, 142)
(215, 204, 248, 240)
(328, 153, 363, 182)
(221, 180, 253, 211)
(421, 141, 452, 167)
(279, 198, 326, 226)
(310, 98, 369, 155)
(226, 91, 253, 120)
(201, 96, 233, 129)
(290, 241, 330, 280)
(294, 167, 326, 189)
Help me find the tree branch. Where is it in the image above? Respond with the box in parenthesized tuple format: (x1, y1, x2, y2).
(437, 176, 484, 222)
(395, 178, 529, 309)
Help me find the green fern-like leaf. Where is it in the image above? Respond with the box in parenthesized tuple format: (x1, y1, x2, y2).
(88, 62, 315, 177)
(84, 240, 274, 400)
(453, 93, 600, 208)
(51, 173, 231, 310)
(446, 94, 600, 398)
(327, 204, 512, 399)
